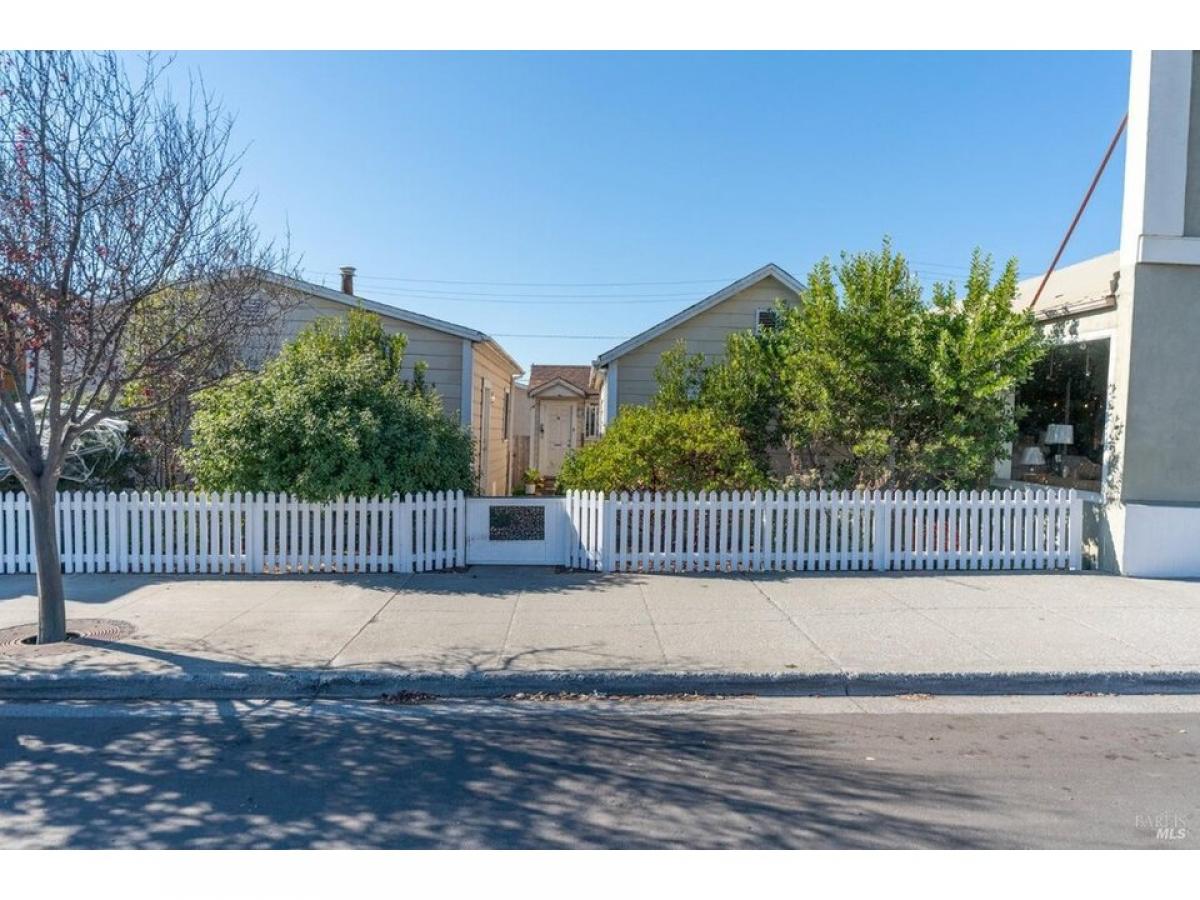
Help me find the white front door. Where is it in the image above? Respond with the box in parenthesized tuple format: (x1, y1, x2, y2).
(539, 401, 575, 476)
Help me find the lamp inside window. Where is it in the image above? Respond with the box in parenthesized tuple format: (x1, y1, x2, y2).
(1012, 338, 1109, 491)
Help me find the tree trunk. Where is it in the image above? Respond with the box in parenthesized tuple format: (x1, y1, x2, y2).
(29, 485, 67, 644)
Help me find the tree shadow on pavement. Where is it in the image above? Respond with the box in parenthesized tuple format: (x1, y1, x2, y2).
(0, 699, 1012, 849)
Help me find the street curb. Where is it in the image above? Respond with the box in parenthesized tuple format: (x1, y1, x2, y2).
(4, 668, 1200, 700)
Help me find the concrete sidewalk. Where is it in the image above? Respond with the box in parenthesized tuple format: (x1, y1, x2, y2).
(1, 568, 1199, 698)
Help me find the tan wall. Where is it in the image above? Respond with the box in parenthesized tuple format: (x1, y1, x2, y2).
(615, 275, 800, 409)
(471, 341, 521, 495)
(510, 385, 531, 438)
(508, 384, 531, 490)
(274, 288, 466, 419)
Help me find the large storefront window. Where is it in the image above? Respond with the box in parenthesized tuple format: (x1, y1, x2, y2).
(1012, 338, 1110, 492)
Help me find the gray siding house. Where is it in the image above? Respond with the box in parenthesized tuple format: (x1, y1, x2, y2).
(257, 268, 524, 496)
(591, 263, 804, 430)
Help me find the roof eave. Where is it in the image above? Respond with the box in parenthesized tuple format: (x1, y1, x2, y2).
(593, 263, 804, 366)
(259, 270, 488, 342)
(480, 338, 525, 377)
(1034, 295, 1117, 322)
(254, 269, 524, 375)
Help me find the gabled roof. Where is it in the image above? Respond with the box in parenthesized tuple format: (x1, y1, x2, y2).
(1015, 251, 1120, 321)
(529, 364, 593, 393)
(258, 270, 523, 374)
(593, 263, 804, 366)
(529, 377, 587, 399)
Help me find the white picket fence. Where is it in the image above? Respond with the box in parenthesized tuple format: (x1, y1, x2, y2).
(0, 490, 465, 574)
(0, 487, 1082, 576)
(567, 488, 1083, 573)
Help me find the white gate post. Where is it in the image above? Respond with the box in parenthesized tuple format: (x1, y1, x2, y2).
(455, 490, 466, 568)
(1068, 489, 1083, 571)
(562, 492, 576, 569)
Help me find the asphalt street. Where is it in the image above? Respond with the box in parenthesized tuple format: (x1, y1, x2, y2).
(1, 697, 1198, 848)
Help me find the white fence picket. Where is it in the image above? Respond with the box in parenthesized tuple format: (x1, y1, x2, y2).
(552, 488, 1082, 575)
(0, 487, 1082, 577)
(0, 490, 470, 575)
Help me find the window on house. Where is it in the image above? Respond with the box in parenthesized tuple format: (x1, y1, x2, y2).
(1012, 337, 1110, 492)
(584, 403, 599, 438)
(755, 308, 780, 334)
(502, 390, 511, 440)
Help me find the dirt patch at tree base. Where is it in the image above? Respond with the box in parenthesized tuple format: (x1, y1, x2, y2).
(0, 619, 135, 657)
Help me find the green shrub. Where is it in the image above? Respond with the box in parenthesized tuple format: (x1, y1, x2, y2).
(184, 308, 474, 500)
(557, 405, 767, 494)
(648, 241, 1048, 491)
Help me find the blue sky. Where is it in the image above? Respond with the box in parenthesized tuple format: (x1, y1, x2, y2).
(169, 51, 1131, 374)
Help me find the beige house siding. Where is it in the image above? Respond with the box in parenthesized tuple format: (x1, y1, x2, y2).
(509, 383, 531, 487)
(275, 289, 466, 419)
(614, 275, 800, 409)
(471, 340, 521, 495)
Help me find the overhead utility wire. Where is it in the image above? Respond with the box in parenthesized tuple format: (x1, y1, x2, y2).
(312, 258, 975, 290)
(320, 268, 972, 305)
(362, 285, 723, 299)
(316, 272, 737, 288)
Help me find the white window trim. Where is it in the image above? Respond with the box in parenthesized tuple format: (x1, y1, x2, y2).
(604, 361, 619, 426)
(754, 307, 779, 334)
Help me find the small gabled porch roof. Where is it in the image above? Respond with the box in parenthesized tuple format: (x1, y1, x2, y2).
(528, 377, 588, 399)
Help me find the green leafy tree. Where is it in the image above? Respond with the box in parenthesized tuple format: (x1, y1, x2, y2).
(650, 241, 1046, 491)
(912, 252, 1048, 486)
(651, 343, 707, 412)
(557, 405, 766, 493)
(652, 334, 787, 471)
(185, 308, 474, 500)
(775, 242, 1046, 489)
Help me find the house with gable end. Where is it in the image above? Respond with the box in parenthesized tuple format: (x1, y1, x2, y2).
(589, 263, 805, 432)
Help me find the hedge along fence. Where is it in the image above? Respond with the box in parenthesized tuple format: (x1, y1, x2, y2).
(0, 490, 465, 575)
(567, 488, 1083, 573)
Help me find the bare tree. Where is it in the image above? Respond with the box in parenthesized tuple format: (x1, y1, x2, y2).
(0, 51, 287, 643)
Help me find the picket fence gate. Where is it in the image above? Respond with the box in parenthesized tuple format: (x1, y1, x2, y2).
(0, 487, 1082, 576)
(566, 488, 1083, 573)
(0, 490, 464, 575)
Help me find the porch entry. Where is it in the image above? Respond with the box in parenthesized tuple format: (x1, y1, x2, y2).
(537, 400, 575, 477)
